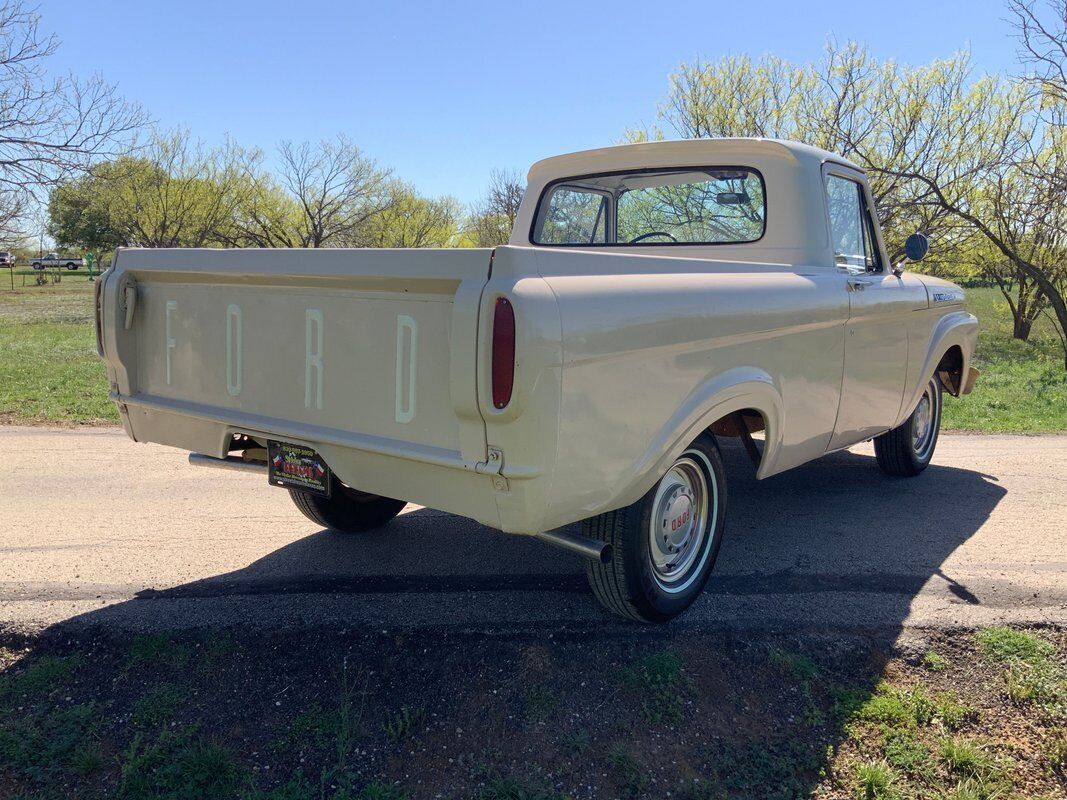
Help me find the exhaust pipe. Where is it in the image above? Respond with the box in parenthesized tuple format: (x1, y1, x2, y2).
(188, 452, 266, 474)
(535, 530, 613, 563)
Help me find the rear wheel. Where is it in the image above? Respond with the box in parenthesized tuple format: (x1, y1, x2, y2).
(874, 376, 942, 477)
(289, 476, 406, 532)
(66, 262, 78, 270)
(584, 433, 727, 623)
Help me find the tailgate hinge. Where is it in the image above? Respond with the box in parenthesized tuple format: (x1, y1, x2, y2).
(475, 447, 509, 491)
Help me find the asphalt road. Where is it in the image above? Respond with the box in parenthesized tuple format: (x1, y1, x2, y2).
(1, 426, 1064, 636)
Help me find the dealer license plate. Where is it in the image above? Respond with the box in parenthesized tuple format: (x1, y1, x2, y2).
(267, 441, 331, 497)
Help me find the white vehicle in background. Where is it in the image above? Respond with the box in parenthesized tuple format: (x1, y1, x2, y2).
(31, 252, 84, 270)
(95, 138, 979, 623)
(0, 252, 14, 267)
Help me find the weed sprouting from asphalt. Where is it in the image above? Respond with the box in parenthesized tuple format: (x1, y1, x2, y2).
(384, 705, 425, 744)
(621, 649, 689, 725)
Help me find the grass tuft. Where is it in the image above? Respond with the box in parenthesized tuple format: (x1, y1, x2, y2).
(976, 628, 1056, 665)
(132, 684, 189, 728)
(852, 760, 899, 800)
(621, 649, 689, 725)
(383, 705, 425, 744)
(118, 730, 241, 800)
(922, 651, 947, 672)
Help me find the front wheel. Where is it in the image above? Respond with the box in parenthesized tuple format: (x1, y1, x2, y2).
(66, 262, 79, 270)
(874, 376, 942, 477)
(289, 476, 406, 533)
(584, 433, 727, 623)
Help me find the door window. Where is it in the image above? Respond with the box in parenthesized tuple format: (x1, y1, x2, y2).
(825, 174, 881, 273)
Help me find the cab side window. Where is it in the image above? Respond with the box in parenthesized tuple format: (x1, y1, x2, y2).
(536, 187, 608, 245)
(825, 174, 882, 274)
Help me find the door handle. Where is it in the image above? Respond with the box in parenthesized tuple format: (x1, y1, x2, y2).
(847, 278, 872, 292)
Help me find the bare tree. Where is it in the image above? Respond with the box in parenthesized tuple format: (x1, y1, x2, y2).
(274, 136, 394, 247)
(466, 169, 525, 247)
(1009, 0, 1067, 108)
(0, 2, 145, 226)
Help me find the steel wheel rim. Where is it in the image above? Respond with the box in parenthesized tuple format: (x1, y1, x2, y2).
(911, 379, 939, 461)
(648, 454, 714, 593)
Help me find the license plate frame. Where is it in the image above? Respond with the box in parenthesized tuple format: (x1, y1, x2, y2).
(267, 440, 332, 497)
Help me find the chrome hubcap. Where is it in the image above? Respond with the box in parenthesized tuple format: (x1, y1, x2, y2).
(648, 456, 711, 592)
(911, 379, 939, 460)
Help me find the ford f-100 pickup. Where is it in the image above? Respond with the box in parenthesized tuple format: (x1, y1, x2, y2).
(96, 138, 979, 622)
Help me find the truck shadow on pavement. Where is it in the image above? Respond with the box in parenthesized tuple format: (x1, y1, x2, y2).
(120, 440, 1008, 633)
(1, 441, 1015, 799)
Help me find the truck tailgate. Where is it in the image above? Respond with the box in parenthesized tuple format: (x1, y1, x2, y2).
(100, 248, 492, 468)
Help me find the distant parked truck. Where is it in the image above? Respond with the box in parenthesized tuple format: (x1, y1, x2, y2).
(0, 252, 14, 266)
(31, 252, 84, 270)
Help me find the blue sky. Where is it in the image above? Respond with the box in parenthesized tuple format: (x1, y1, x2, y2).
(44, 0, 1018, 205)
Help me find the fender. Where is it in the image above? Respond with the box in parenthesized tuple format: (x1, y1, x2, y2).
(895, 309, 978, 428)
(609, 367, 784, 512)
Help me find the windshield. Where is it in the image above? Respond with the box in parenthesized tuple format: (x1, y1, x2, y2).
(532, 167, 765, 246)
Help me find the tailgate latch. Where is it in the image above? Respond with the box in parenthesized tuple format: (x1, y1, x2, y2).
(121, 278, 138, 330)
(475, 447, 509, 491)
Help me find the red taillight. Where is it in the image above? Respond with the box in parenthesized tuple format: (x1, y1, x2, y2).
(491, 297, 515, 409)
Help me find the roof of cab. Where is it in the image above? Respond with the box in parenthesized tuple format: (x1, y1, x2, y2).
(526, 138, 860, 186)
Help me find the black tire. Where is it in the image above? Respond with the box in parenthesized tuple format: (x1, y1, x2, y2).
(66, 262, 79, 270)
(874, 376, 942, 477)
(584, 433, 727, 623)
(289, 475, 406, 533)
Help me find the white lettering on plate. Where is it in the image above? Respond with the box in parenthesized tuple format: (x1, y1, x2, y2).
(395, 314, 418, 423)
(305, 309, 324, 410)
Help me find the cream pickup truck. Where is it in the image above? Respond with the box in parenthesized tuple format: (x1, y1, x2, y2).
(96, 139, 979, 623)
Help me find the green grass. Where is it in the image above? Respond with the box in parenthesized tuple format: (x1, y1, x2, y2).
(0, 282, 117, 424)
(621, 649, 689, 725)
(852, 760, 900, 800)
(132, 684, 190, 728)
(1, 279, 1064, 431)
(976, 627, 1065, 717)
(941, 286, 1067, 432)
(976, 627, 1056, 664)
(118, 729, 241, 800)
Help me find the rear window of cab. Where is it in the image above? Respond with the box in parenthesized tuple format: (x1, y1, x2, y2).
(531, 166, 766, 247)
